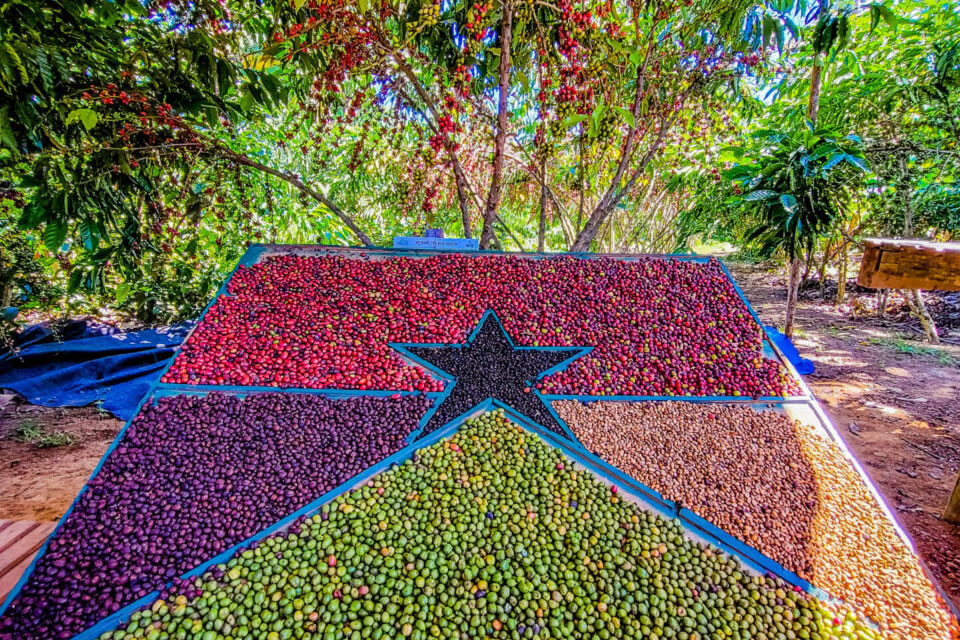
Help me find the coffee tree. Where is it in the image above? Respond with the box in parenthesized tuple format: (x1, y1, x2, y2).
(8, 0, 943, 326)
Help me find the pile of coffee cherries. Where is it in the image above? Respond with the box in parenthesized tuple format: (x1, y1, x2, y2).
(163, 254, 799, 398)
(96, 411, 881, 640)
(0, 392, 429, 640)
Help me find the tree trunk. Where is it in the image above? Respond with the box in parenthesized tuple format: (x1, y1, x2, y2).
(904, 289, 940, 344)
(558, 207, 574, 246)
(802, 52, 821, 305)
(878, 289, 888, 317)
(945, 472, 960, 525)
(835, 243, 847, 305)
(616, 171, 663, 252)
(801, 242, 815, 286)
(538, 155, 548, 252)
(567, 33, 656, 253)
(479, 4, 514, 249)
(495, 215, 525, 251)
(817, 239, 832, 297)
(803, 57, 822, 322)
(893, 153, 938, 341)
(454, 162, 473, 239)
(570, 109, 677, 252)
(806, 59, 822, 125)
(784, 257, 802, 339)
(899, 154, 913, 238)
(520, 155, 571, 246)
(1, 282, 12, 308)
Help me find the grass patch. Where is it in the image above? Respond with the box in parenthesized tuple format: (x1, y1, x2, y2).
(826, 326, 848, 338)
(870, 337, 958, 366)
(10, 420, 77, 448)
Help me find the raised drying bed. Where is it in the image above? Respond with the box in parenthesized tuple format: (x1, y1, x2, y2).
(0, 246, 955, 640)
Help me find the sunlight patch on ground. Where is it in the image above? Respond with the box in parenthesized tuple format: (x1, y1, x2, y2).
(863, 400, 909, 418)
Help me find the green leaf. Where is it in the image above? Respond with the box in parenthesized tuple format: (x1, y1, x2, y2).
(358, 0, 369, 12)
(68, 269, 83, 294)
(613, 106, 635, 128)
(869, 5, 881, 34)
(66, 108, 98, 131)
(35, 49, 54, 93)
(744, 189, 778, 201)
(834, 14, 850, 57)
(666, 173, 684, 192)
(18, 194, 46, 228)
(779, 194, 798, 211)
(80, 109, 98, 131)
(79, 219, 99, 250)
(517, 71, 530, 93)
(588, 105, 606, 139)
(783, 16, 799, 41)
(0, 105, 17, 156)
(561, 114, 589, 130)
(43, 219, 67, 252)
(762, 14, 774, 50)
(844, 154, 869, 171)
(722, 165, 755, 180)
(240, 88, 254, 113)
(115, 282, 131, 304)
(718, 146, 745, 162)
(877, 3, 897, 31)
(823, 153, 846, 171)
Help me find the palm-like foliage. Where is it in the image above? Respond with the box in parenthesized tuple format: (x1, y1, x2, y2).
(725, 125, 868, 260)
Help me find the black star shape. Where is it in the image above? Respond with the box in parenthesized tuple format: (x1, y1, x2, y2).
(391, 311, 591, 440)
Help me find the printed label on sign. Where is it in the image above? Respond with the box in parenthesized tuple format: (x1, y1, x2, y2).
(392, 237, 479, 250)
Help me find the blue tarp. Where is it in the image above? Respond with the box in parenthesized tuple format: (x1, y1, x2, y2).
(764, 325, 815, 375)
(0, 321, 192, 420)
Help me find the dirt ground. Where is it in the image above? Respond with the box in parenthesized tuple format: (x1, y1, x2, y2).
(0, 261, 958, 611)
(0, 396, 123, 521)
(728, 263, 960, 611)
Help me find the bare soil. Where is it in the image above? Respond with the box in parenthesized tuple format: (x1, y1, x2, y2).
(0, 394, 123, 521)
(0, 262, 957, 611)
(728, 262, 960, 611)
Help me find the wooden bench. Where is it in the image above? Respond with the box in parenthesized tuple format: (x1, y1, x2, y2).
(857, 238, 960, 291)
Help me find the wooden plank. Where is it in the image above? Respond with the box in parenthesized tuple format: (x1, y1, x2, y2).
(0, 524, 51, 579)
(0, 521, 54, 607)
(857, 238, 960, 291)
(0, 552, 38, 607)
(0, 521, 40, 554)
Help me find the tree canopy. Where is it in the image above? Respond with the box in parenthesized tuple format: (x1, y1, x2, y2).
(1, 0, 957, 323)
